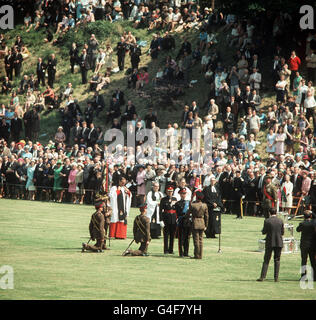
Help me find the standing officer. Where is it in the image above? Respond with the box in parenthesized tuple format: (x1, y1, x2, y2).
(262, 174, 278, 219)
(203, 176, 224, 238)
(186, 191, 208, 259)
(123, 204, 151, 256)
(257, 208, 284, 282)
(175, 188, 191, 257)
(160, 186, 177, 254)
(47, 53, 57, 88)
(231, 170, 245, 219)
(296, 210, 316, 281)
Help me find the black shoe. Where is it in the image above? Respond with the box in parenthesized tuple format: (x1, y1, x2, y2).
(256, 278, 264, 282)
(169, 251, 174, 254)
(164, 251, 168, 254)
(274, 278, 279, 282)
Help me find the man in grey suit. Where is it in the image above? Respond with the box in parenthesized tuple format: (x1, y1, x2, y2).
(257, 208, 284, 282)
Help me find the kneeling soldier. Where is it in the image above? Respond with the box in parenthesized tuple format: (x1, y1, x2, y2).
(82, 195, 111, 252)
(123, 203, 151, 256)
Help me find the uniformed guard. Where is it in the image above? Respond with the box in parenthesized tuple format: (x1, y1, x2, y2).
(262, 175, 278, 219)
(231, 171, 245, 219)
(160, 186, 178, 254)
(82, 196, 110, 253)
(186, 191, 208, 259)
(175, 188, 192, 257)
(296, 210, 316, 281)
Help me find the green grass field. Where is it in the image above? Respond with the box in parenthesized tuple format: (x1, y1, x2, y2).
(0, 199, 314, 300)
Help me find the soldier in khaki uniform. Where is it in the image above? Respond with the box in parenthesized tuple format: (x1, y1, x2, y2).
(186, 191, 209, 259)
(123, 204, 151, 256)
(262, 175, 278, 219)
(82, 194, 112, 252)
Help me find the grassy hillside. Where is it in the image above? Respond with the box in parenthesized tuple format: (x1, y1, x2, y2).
(0, 21, 286, 159)
(0, 199, 313, 300)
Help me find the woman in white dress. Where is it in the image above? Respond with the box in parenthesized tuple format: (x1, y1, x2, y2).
(104, 44, 113, 72)
(146, 182, 164, 238)
(94, 48, 106, 73)
(281, 174, 293, 214)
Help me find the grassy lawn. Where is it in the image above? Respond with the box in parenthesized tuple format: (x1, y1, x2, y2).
(0, 199, 314, 300)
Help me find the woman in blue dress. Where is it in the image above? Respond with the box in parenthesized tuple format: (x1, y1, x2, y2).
(26, 159, 36, 200)
(266, 128, 276, 154)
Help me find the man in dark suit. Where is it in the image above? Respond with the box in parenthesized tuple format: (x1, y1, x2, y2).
(223, 106, 235, 135)
(71, 121, 82, 144)
(47, 53, 57, 88)
(10, 112, 22, 142)
(13, 47, 23, 78)
(36, 57, 46, 87)
(244, 170, 258, 216)
(257, 208, 284, 282)
(231, 171, 245, 219)
(4, 49, 14, 80)
(296, 210, 316, 281)
(112, 88, 125, 106)
(1, 77, 12, 95)
(80, 121, 90, 144)
(203, 176, 224, 238)
(87, 122, 98, 147)
(107, 97, 121, 124)
(92, 91, 105, 117)
(79, 49, 90, 84)
(291, 167, 303, 197)
(116, 37, 127, 71)
(121, 100, 136, 124)
(249, 89, 261, 111)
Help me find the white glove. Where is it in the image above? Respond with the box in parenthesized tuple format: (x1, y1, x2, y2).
(160, 221, 165, 228)
(241, 195, 245, 199)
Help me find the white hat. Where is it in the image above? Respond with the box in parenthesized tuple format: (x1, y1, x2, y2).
(239, 135, 245, 140)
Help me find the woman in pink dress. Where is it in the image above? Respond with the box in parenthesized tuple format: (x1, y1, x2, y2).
(136, 165, 146, 205)
(68, 163, 78, 203)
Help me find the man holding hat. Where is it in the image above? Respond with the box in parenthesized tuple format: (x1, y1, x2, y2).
(186, 191, 208, 259)
(296, 210, 316, 281)
(82, 195, 111, 253)
(123, 203, 151, 256)
(175, 188, 192, 257)
(160, 186, 178, 254)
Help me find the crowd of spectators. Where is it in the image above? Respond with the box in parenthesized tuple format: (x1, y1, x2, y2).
(0, 1, 316, 217)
